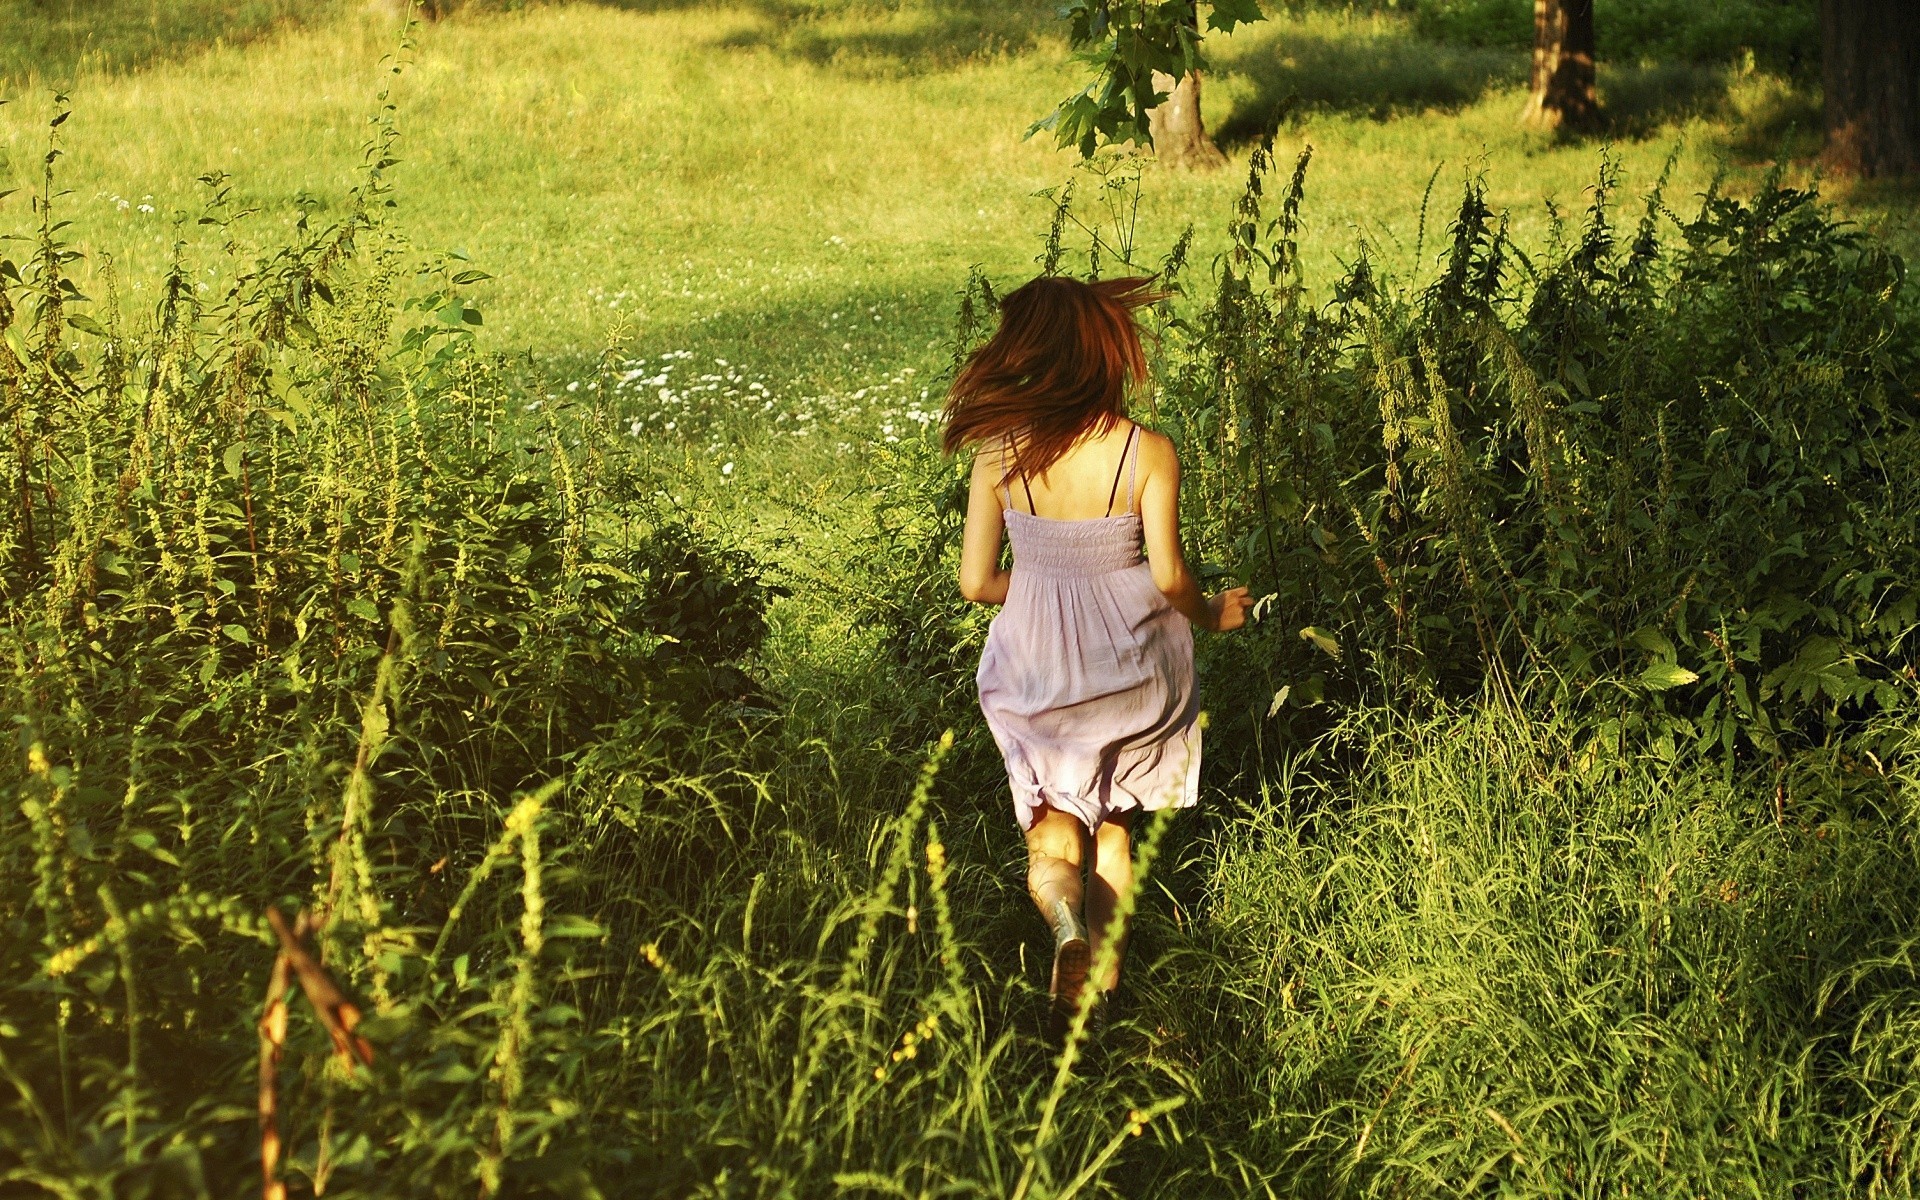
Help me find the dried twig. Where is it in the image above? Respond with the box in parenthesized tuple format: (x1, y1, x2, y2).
(268, 906, 374, 1067)
(257, 907, 375, 1200)
(257, 921, 296, 1200)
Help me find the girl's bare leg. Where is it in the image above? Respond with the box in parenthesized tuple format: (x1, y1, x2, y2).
(1087, 812, 1134, 994)
(1025, 807, 1085, 917)
(1025, 808, 1090, 1019)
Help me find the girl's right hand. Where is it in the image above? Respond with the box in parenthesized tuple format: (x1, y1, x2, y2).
(1208, 587, 1254, 632)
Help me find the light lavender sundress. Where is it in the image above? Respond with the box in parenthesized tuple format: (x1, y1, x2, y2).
(976, 428, 1201, 833)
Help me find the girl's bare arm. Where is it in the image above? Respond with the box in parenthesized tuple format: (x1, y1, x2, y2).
(1136, 431, 1251, 632)
(958, 450, 1011, 605)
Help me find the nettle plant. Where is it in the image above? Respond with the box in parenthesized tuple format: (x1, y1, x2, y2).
(1165, 141, 1920, 759)
(0, 94, 785, 1192)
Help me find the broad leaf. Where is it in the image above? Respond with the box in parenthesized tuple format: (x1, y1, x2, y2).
(1640, 661, 1699, 691)
(1300, 626, 1342, 660)
(1207, 0, 1265, 33)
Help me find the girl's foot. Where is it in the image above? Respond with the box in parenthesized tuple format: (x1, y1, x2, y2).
(1047, 898, 1090, 1036)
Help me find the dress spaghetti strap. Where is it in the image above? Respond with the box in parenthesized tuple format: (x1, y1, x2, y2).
(1125, 428, 1140, 515)
(1104, 426, 1139, 518)
(1000, 436, 1037, 515)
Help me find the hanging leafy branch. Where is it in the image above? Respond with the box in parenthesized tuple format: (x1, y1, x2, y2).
(1029, 0, 1267, 158)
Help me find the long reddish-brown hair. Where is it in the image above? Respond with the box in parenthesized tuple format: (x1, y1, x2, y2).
(942, 275, 1165, 481)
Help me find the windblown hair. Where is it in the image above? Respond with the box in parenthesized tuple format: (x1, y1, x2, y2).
(942, 275, 1166, 482)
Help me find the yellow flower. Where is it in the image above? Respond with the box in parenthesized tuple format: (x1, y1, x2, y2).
(640, 942, 673, 974)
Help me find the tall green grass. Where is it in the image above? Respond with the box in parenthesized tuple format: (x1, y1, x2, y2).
(4, 4, 1920, 1197)
(1159, 140, 1920, 766)
(1191, 704, 1920, 1194)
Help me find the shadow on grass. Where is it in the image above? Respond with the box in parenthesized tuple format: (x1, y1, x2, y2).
(0, 0, 1053, 93)
(1211, 24, 1527, 145)
(0, 0, 334, 89)
(573, 0, 1054, 75)
(1583, 61, 1821, 152)
(1211, 20, 1822, 163)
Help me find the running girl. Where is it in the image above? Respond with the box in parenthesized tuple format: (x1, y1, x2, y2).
(944, 274, 1252, 1032)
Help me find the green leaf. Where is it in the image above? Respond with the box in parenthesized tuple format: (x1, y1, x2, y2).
(1206, 0, 1266, 33)
(419, 1062, 480, 1084)
(1563, 358, 1591, 397)
(125, 830, 181, 868)
(1640, 661, 1699, 691)
(222, 624, 251, 645)
(274, 378, 313, 417)
(352, 1012, 412, 1041)
(545, 916, 606, 940)
(66, 313, 106, 336)
(1299, 626, 1342, 660)
(450, 269, 491, 285)
(1628, 627, 1675, 658)
(346, 597, 381, 623)
(222, 443, 244, 480)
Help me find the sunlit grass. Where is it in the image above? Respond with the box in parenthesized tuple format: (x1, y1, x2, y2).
(0, 1, 1862, 405)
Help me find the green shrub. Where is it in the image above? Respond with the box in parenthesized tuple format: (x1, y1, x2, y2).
(1167, 144, 1920, 760)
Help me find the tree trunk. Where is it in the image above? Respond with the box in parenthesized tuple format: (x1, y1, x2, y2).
(1520, 0, 1598, 131)
(1148, 70, 1227, 170)
(1820, 0, 1920, 177)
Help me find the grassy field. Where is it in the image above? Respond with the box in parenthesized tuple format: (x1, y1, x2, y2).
(7, 2, 1920, 1197)
(0, 0, 1887, 396)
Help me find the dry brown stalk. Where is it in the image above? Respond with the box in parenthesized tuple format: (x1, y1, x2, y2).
(258, 907, 377, 1200)
(267, 906, 374, 1067)
(257, 928, 295, 1200)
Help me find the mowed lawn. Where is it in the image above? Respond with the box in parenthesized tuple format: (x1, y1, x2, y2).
(0, 1, 1875, 398)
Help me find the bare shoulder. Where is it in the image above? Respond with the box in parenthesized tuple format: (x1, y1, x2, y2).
(969, 442, 1008, 482)
(1135, 427, 1180, 475)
